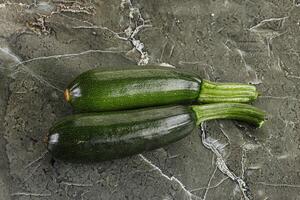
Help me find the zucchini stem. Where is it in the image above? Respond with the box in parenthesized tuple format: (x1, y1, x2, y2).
(198, 80, 258, 103)
(191, 103, 266, 127)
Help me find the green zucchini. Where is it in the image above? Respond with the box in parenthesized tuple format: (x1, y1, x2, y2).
(47, 103, 265, 162)
(64, 67, 258, 112)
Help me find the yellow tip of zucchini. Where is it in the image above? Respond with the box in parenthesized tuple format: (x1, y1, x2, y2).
(64, 89, 70, 102)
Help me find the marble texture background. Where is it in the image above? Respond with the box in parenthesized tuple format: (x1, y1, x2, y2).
(0, 0, 299, 199)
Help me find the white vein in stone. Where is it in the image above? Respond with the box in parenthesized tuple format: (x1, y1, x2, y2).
(241, 147, 247, 180)
(191, 177, 229, 192)
(15, 66, 64, 93)
(178, 61, 208, 65)
(259, 95, 299, 102)
(72, 25, 128, 40)
(11, 192, 51, 197)
(24, 151, 48, 169)
(256, 182, 300, 188)
(23, 163, 41, 183)
(249, 17, 289, 34)
(0, 47, 21, 63)
(202, 166, 217, 200)
(236, 48, 261, 85)
(6, 49, 124, 92)
(139, 154, 202, 200)
(9, 49, 124, 69)
(61, 181, 93, 187)
(178, 61, 215, 80)
(123, 0, 152, 65)
(286, 74, 300, 79)
(59, 0, 152, 65)
(200, 123, 251, 200)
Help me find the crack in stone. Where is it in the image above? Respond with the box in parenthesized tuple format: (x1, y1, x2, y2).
(286, 74, 300, 79)
(178, 61, 206, 65)
(73, 0, 153, 65)
(202, 165, 217, 200)
(248, 17, 289, 75)
(256, 182, 300, 188)
(11, 192, 52, 197)
(23, 163, 41, 183)
(236, 48, 261, 85)
(178, 61, 215, 80)
(6, 49, 124, 92)
(72, 25, 128, 40)
(219, 125, 231, 146)
(0, 96, 11, 198)
(249, 17, 289, 39)
(240, 145, 248, 180)
(0, 44, 24, 199)
(259, 95, 300, 102)
(67, 0, 152, 65)
(11, 66, 65, 93)
(249, 17, 288, 65)
(159, 38, 175, 62)
(0, 47, 21, 63)
(38, 0, 152, 65)
(9, 49, 125, 69)
(80, 190, 90, 200)
(242, 129, 290, 178)
(5, 0, 152, 75)
(191, 177, 230, 192)
(24, 150, 48, 169)
(61, 181, 93, 187)
(200, 123, 252, 200)
(159, 40, 168, 62)
(222, 40, 233, 52)
(139, 154, 202, 200)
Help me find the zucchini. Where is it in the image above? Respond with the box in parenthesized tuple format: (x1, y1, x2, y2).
(64, 67, 258, 112)
(47, 103, 265, 162)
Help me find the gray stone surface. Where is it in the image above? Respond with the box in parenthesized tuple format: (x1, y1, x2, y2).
(0, 0, 299, 199)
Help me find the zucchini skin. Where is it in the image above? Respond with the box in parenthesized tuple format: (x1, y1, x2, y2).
(66, 67, 201, 112)
(47, 105, 197, 162)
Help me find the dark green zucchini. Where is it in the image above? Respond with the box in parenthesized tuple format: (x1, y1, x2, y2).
(64, 67, 258, 112)
(47, 103, 265, 162)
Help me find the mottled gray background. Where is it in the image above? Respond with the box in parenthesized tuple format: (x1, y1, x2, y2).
(0, 0, 299, 200)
